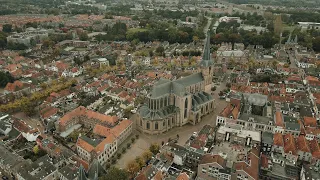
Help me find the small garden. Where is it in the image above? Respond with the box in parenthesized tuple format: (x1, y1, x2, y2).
(23, 145, 47, 162)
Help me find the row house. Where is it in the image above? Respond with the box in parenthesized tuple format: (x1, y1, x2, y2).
(3, 80, 31, 96)
(220, 109, 302, 137)
(215, 123, 261, 147)
(295, 56, 316, 68)
(285, 83, 305, 94)
(232, 148, 260, 180)
(272, 133, 320, 164)
(197, 154, 231, 180)
(306, 75, 320, 92)
(216, 99, 241, 126)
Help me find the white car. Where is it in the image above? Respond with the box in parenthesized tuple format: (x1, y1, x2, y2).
(192, 132, 198, 137)
(131, 108, 137, 113)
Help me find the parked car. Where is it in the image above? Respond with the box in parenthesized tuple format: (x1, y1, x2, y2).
(219, 95, 226, 99)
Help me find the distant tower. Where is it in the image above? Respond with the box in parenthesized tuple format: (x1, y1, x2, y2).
(274, 14, 283, 35)
(294, 35, 298, 44)
(125, 54, 133, 78)
(286, 33, 292, 44)
(200, 31, 214, 93)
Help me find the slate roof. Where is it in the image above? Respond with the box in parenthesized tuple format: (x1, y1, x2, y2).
(58, 165, 79, 180)
(192, 91, 213, 110)
(87, 159, 106, 180)
(139, 105, 179, 120)
(200, 31, 214, 67)
(78, 164, 87, 180)
(285, 122, 300, 131)
(239, 113, 272, 125)
(262, 132, 274, 144)
(18, 155, 57, 180)
(150, 73, 204, 98)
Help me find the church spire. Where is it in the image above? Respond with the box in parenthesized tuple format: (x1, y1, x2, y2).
(202, 31, 211, 61)
(78, 165, 87, 180)
(200, 30, 214, 67)
(286, 33, 292, 44)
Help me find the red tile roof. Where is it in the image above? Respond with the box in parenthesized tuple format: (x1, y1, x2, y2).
(273, 133, 284, 146)
(274, 111, 284, 127)
(93, 124, 111, 137)
(234, 149, 259, 180)
(176, 173, 189, 180)
(55, 61, 69, 71)
(309, 139, 320, 159)
(4, 80, 24, 92)
(260, 154, 269, 169)
(76, 138, 95, 153)
(305, 127, 320, 136)
(283, 134, 297, 155)
(59, 106, 118, 126)
(5, 64, 21, 72)
(135, 165, 154, 180)
(296, 135, 310, 153)
(40, 107, 59, 119)
(303, 116, 317, 127)
(153, 171, 164, 180)
(110, 120, 132, 138)
(306, 76, 319, 82)
(199, 154, 225, 168)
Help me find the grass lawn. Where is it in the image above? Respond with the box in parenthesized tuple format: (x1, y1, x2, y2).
(282, 24, 297, 32)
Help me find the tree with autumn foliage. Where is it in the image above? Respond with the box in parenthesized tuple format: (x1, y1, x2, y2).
(126, 160, 140, 177)
(142, 150, 153, 163)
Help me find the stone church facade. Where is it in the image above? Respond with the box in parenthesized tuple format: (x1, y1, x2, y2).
(137, 32, 216, 135)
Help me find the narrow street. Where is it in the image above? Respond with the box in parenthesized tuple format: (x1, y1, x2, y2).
(287, 50, 298, 68)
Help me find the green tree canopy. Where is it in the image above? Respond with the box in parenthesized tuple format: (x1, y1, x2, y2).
(2, 24, 12, 33)
(0, 71, 14, 87)
(149, 143, 160, 155)
(79, 32, 89, 41)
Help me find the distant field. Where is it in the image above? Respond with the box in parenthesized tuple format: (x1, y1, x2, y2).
(127, 28, 148, 33)
(74, 47, 87, 51)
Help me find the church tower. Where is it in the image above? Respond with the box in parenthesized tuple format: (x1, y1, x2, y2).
(200, 31, 214, 93)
